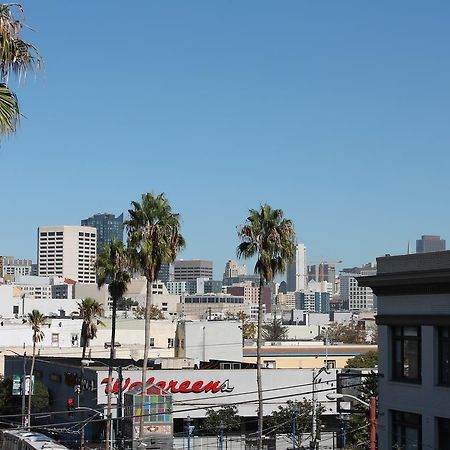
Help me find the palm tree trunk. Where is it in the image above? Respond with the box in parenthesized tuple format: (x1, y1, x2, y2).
(27, 340, 36, 430)
(106, 295, 118, 450)
(257, 275, 264, 450)
(139, 278, 152, 438)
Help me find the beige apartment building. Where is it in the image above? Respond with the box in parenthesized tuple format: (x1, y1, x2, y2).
(38, 225, 97, 283)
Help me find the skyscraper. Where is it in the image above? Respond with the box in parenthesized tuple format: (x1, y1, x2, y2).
(416, 235, 446, 253)
(38, 225, 97, 283)
(81, 213, 124, 254)
(286, 243, 307, 292)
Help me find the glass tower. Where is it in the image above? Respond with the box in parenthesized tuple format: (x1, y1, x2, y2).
(81, 213, 124, 254)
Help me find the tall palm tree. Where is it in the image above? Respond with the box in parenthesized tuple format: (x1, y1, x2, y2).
(27, 309, 47, 429)
(126, 192, 185, 437)
(237, 204, 296, 450)
(96, 240, 131, 450)
(78, 297, 104, 359)
(0, 4, 41, 135)
(77, 298, 104, 450)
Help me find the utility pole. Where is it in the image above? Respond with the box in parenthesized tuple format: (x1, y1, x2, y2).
(117, 366, 124, 450)
(311, 369, 317, 449)
(21, 352, 26, 428)
(370, 397, 377, 450)
(219, 422, 224, 450)
(185, 416, 194, 450)
(292, 409, 298, 450)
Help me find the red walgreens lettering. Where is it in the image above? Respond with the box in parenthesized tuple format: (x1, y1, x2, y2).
(101, 377, 234, 394)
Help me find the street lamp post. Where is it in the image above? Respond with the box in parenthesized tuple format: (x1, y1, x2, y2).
(1, 349, 27, 427)
(326, 393, 377, 450)
(311, 366, 329, 450)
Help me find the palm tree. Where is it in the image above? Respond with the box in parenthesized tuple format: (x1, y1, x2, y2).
(77, 298, 104, 450)
(126, 192, 185, 437)
(0, 4, 41, 135)
(237, 204, 296, 450)
(78, 297, 104, 359)
(27, 309, 47, 428)
(96, 240, 131, 450)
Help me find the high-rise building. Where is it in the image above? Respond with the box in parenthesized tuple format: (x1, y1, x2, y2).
(174, 260, 213, 281)
(158, 263, 170, 284)
(81, 213, 123, 254)
(37, 225, 97, 283)
(307, 262, 337, 293)
(286, 243, 307, 292)
(223, 260, 246, 280)
(416, 235, 446, 253)
(339, 263, 376, 311)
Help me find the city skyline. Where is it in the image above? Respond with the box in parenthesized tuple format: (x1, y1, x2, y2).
(1, 1, 449, 278)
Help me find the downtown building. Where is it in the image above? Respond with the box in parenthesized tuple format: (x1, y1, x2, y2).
(38, 225, 97, 283)
(174, 259, 213, 281)
(286, 243, 307, 292)
(416, 234, 446, 253)
(339, 263, 376, 311)
(81, 212, 124, 254)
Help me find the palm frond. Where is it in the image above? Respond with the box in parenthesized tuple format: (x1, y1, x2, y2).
(0, 82, 18, 133)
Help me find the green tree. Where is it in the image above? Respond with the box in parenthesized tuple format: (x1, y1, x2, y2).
(149, 305, 165, 320)
(96, 239, 131, 450)
(117, 298, 138, 311)
(266, 400, 324, 448)
(224, 310, 256, 340)
(262, 318, 288, 341)
(0, 378, 49, 414)
(126, 192, 185, 437)
(237, 204, 296, 450)
(324, 320, 367, 344)
(26, 309, 47, 427)
(202, 405, 241, 434)
(0, 4, 41, 135)
(346, 372, 378, 449)
(345, 351, 378, 369)
(78, 297, 104, 359)
(133, 305, 145, 319)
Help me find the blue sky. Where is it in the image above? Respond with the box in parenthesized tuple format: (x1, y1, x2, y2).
(1, 1, 449, 278)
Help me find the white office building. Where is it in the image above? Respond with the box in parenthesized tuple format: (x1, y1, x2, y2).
(38, 225, 97, 283)
(286, 243, 307, 292)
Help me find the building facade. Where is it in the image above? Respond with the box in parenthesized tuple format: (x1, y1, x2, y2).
(358, 251, 450, 450)
(174, 259, 213, 281)
(286, 243, 307, 292)
(38, 225, 97, 283)
(416, 234, 446, 253)
(339, 263, 376, 311)
(81, 213, 124, 254)
(0, 256, 33, 281)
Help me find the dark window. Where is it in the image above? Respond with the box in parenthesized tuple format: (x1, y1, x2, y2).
(392, 326, 421, 382)
(392, 410, 422, 450)
(438, 417, 450, 450)
(438, 327, 450, 385)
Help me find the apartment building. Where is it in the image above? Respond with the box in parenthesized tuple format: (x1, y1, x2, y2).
(38, 225, 97, 283)
(358, 251, 450, 449)
(174, 259, 213, 281)
(0, 256, 33, 281)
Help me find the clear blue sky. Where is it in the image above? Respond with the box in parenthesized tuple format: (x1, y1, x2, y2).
(1, 1, 449, 278)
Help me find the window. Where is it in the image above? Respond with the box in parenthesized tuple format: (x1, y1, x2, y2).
(51, 333, 60, 346)
(438, 327, 450, 385)
(437, 417, 450, 450)
(13, 305, 19, 315)
(263, 360, 276, 369)
(168, 338, 174, 348)
(71, 334, 79, 347)
(150, 337, 155, 347)
(325, 360, 336, 369)
(391, 410, 421, 450)
(392, 326, 421, 382)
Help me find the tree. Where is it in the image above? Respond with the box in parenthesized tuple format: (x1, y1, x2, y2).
(0, 378, 49, 415)
(149, 305, 165, 320)
(0, 4, 41, 136)
(78, 297, 104, 359)
(96, 239, 131, 450)
(262, 318, 288, 341)
(202, 405, 240, 434)
(126, 192, 185, 437)
(237, 204, 296, 450)
(117, 298, 138, 311)
(266, 400, 324, 448)
(26, 309, 47, 428)
(324, 320, 368, 345)
(133, 305, 145, 319)
(225, 311, 256, 340)
(345, 351, 378, 369)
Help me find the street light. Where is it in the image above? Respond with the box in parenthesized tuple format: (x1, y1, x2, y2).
(326, 393, 377, 450)
(0, 349, 27, 427)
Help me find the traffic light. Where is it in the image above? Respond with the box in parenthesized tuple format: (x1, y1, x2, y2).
(67, 398, 75, 416)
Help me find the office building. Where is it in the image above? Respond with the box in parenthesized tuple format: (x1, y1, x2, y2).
(340, 263, 376, 311)
(159, 263, 170, 285)
(227, 282, 259, 304)
(81, 212, 124, 254)
(0, 256, 33, 281)
(223, 260, 246, 279)
(358, 250, 450, 450)
(308, 262, 337, 293)
(174, 260, 213, 281)
(416, 234, 446, 253)
(286, 243, 307, 292)
(38, 225, 97, 283)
